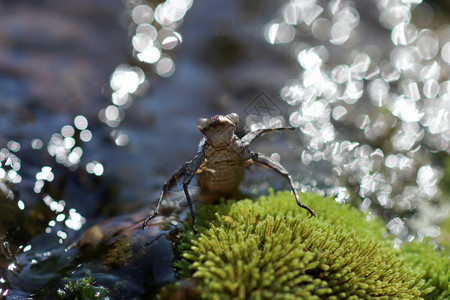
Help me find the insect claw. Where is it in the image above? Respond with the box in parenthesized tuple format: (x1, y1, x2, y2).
(303, 206, 316, 218)
(142, 220, 149, 230)
(142, 211, 158, 230)
(296, 200, 315, 218)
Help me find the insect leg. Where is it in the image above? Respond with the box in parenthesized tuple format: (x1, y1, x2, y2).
(143, 166, 186, 229)
(250, 151, 315, 217)
(183, 173, 197, 234)
(182, 151, 205, 234)
(241, 127, 295, 148)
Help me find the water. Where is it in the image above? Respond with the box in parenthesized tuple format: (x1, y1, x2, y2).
(0, 0, 449, 298)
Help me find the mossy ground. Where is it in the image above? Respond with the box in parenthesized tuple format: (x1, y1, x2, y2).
(173, 190, 449, 300)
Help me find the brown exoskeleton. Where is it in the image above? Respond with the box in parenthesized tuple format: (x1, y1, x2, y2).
(143, 113, 315, 233)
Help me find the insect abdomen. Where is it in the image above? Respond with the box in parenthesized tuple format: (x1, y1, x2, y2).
(199, 164, 244, 195)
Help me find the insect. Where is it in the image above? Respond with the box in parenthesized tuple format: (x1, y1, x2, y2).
(143, 113, 315, 233)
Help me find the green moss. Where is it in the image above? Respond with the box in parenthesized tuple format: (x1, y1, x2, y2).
(57, 273, 109, 299)
(398, 239, 450, 300)
(175, 190, 430, 299)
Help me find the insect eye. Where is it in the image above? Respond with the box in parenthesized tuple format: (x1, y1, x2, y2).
(226, 113, 239, 124)
(196, 118, 209, 131)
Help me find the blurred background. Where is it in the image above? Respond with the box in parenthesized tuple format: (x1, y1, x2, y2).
(0, 0, 449, 298)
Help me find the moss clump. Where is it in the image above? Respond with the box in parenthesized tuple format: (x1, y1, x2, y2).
(175, 190, 428, 299)
(398, 239, 450, 300)
(57, 274, 109, 299)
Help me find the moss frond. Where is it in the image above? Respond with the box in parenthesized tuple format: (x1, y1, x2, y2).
(175, 190, 426, 299)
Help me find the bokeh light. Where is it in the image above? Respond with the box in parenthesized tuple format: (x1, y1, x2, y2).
(266, 0, 450, 240)
(86, 161, 104, 176)
(127, 0, 191, 68)
(74, 115, 88, 130)
(0, 0, 195, 268)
